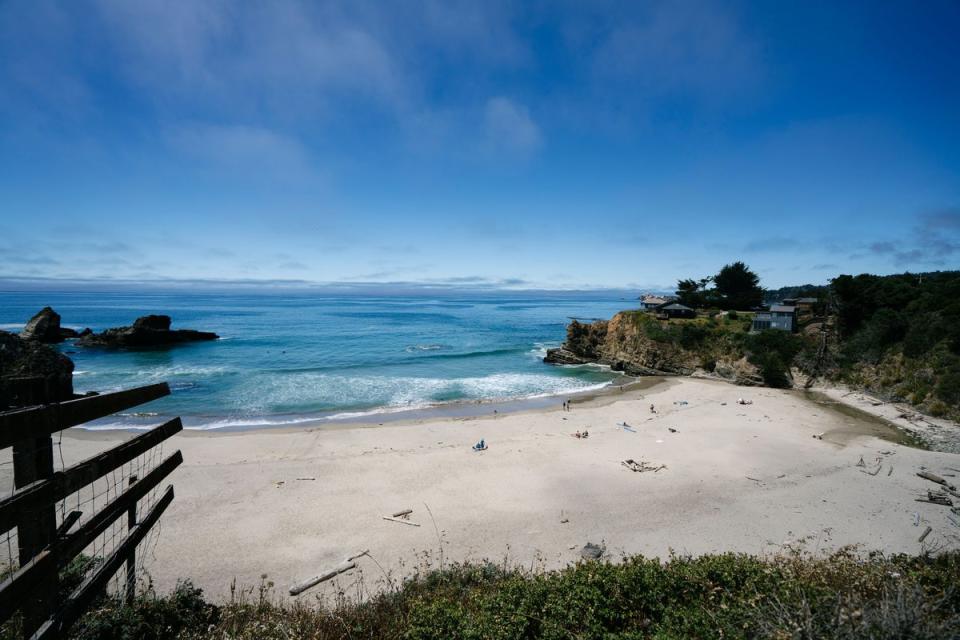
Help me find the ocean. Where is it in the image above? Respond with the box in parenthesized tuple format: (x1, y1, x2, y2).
(0, 290, 633, 429)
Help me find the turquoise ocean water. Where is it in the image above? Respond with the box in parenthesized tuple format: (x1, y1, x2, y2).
(1, 291, 632, 429)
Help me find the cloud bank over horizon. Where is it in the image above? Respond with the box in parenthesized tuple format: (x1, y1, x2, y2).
(1, 1, 958, 290)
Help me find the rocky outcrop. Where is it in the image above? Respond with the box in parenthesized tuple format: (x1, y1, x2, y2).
(545, 311, 765, 386)
(543, 347, 594, 365)
(77, 315, 218, 348)
(20, 307, 80, 343)
(0, 330, 74, 407)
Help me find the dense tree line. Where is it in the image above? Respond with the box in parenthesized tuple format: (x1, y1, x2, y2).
(831, 270, 960, 412)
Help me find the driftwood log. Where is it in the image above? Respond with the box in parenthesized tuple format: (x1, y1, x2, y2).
(917, 471, 957, 491)
(290, 561, 356, 596)
(919, 526, 932, 543)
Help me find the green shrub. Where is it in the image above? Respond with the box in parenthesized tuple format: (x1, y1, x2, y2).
(70, 581, 219, 640)
(49, 552, 960, 640)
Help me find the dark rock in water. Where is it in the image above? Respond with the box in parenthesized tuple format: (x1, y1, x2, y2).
(60, 327, 79, 339)
(78, 328, 93, 337)
(77, 315, 218, 348)
(20, 307, 68, 343)
(544, 347, 592, 365)
(133, 315, 172, 331)
(0, 330, 74, 407)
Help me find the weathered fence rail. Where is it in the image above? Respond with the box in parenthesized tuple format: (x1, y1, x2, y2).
(0, 381, 181, 639)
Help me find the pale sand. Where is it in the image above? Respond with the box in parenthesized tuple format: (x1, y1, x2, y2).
(27, 378, 960, 601)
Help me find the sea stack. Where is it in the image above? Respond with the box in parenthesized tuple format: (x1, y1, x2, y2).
(76, 314, 219, 348)
(20, 306, 78, 343)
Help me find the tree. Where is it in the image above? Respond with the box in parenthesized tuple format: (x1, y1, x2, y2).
(713, 262, 763, 310)
(676, 278, 703, 308)
(675, 276, 713, 308)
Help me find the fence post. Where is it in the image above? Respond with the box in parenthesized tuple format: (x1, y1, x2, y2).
(10, 378, 59, 639)
(125, 474, 138, 604)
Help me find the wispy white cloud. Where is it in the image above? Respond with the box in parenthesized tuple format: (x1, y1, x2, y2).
(165, 123, 318, 181)
(483, 97, 542, 156)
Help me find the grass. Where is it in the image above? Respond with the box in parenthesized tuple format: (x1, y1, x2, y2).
(15, 548, 956, 640)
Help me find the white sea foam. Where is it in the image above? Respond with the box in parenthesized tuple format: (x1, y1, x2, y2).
(218, 370, 616, 425)
(404, 344, 446, 352)
(528, 342, 552, 359)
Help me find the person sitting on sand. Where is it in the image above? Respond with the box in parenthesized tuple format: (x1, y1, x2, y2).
(650, 404, 656, 413)
(582, 429, 589, 438)
(473, 439, 486, 451)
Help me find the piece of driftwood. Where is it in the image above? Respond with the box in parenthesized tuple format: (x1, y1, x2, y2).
(917, 471, 957, 491)
(916, 491, 953, 506)
(929, 490, 953, 505)
(289, 561, 356, 596)
(918, 526, 932, 543)
(346, 549, 369, 562)
(382, 515, 420, 526)
(622, 459, 665, 473)
(391, 509, 413, 518)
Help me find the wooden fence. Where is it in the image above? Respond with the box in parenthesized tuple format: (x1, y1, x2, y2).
(0, 380, 181, 639)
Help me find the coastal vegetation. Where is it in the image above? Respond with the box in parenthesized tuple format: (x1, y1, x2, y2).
(829, 270, 960, 419)
(550, 307, 805, 388)
(553, 267, 960, 418)
(10, 550, 956, 640)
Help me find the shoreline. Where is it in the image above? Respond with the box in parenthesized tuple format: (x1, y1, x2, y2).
(72, 371, 956, 454)
(76, 373, 664, 436)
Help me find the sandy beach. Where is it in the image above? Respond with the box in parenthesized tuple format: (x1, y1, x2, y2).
(33, 377, 960, 603)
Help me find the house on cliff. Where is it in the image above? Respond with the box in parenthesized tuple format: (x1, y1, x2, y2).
(655, 302, 697, 319)
(639, 294, 675, 310)
(751, 305, 797, 332)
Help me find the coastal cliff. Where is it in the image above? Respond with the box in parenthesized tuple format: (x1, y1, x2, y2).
(546, 311, 767, 386)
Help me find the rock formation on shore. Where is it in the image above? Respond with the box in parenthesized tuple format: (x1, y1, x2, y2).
(20, 307, 80, 343)
(76, 315, 218, 348)
(545, 312, 765, 385)
(0, 330, 74, 407)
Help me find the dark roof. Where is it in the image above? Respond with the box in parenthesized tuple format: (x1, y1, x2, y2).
(659, 302, 694, 311)
(795, 297, 818, 304)
(770, 305, 796, 313)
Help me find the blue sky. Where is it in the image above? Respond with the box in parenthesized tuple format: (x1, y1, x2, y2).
(1, 1, 958, 291)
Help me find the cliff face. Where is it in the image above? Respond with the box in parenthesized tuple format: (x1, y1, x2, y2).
(545, 312, 765, 386)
